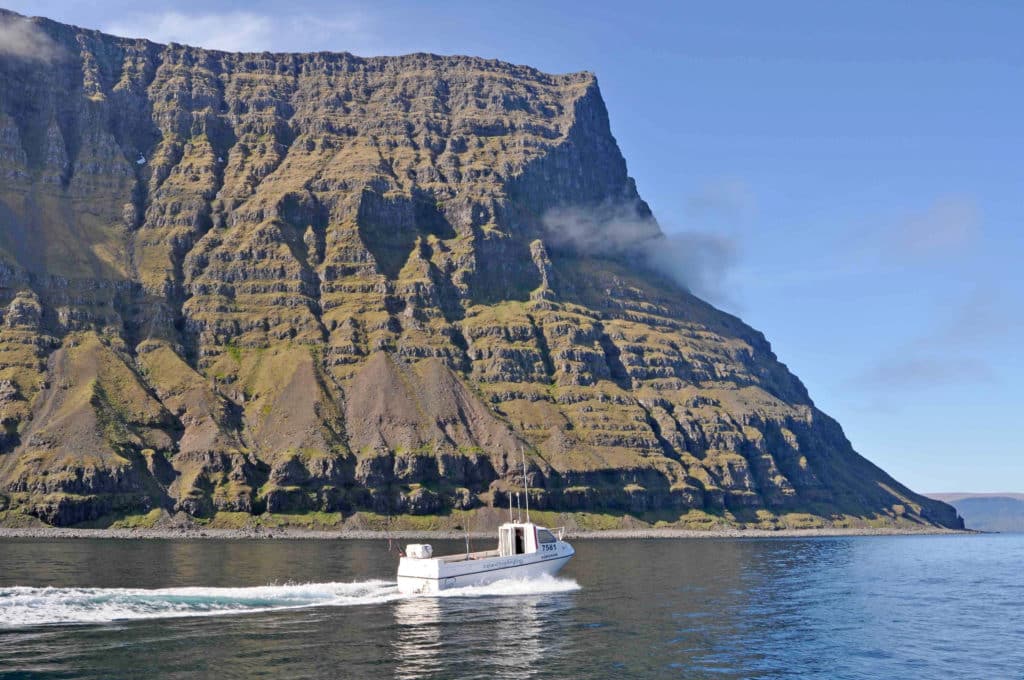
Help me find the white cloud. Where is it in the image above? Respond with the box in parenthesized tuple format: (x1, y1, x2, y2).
(894, 195, 981, 257)
(0, 15, 61, 61)
(541, 203, 739, 307)
(836, 194, 984, 271)
(849, 285, 1019, 393)
(852, 355, 993, 391)
(103, 11, 367, 53)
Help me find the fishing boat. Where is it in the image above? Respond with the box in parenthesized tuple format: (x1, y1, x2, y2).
(396, 520, 575, 594)
(396, 456, 575, 593)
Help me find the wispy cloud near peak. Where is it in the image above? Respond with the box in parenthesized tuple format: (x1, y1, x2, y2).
(541, 202, 739, 307)
(0, 15, 61, 61)
(103, 11, 367, 54)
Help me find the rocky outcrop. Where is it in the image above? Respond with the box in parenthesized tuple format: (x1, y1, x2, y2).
(0, 10, 961, 529)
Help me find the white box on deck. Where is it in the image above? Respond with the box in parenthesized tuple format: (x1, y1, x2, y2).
(405, 544, 433, 559)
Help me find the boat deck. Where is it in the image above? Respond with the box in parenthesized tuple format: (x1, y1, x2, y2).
(435, 549, 501, 563)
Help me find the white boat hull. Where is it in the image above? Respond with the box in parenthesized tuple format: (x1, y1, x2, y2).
(397, 541, 575, 594)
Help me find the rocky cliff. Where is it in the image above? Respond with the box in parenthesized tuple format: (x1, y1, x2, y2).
(0, 10, 961, 529)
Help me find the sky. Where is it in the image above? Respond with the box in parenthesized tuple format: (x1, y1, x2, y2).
(5, 0, 1022, 493)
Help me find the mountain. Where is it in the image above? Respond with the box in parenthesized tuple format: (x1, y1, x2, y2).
(0, 10, 961, 529)
(928, 494, 1024, 532)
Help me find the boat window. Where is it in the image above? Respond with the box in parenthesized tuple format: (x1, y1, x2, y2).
(514, 527, 525, 554)
(537, 529, 556, 544)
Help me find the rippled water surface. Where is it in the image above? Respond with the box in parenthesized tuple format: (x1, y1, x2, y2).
(0, 534, 1021, 678)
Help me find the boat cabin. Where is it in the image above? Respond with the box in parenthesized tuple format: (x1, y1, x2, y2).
(498, 522, 561, 556)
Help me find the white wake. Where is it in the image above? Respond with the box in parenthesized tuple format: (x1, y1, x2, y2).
(430, 573, 581, 599)
(0, 575, 579, 627)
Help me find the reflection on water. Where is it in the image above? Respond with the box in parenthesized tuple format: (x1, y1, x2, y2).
(394, 597, 443, 678)
(492, 594, 545, 675)
(0, 536, 1022, 679)
(393, 585, 572, 679)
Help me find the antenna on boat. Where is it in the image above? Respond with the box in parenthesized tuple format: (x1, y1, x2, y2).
(515, 492, 521, 523)
(521, 448, 530, 523)
(508, 489, 514, 522)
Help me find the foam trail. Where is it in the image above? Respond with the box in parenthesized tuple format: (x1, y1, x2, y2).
(0, 576, 579, 627)
(0, 580, 401, 627)
(429, 574, 580, 599)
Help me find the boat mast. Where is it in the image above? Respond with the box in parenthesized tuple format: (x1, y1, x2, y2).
(521, 448, 530, 523)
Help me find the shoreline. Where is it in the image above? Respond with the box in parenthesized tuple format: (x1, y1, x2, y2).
(0, 526, 976, 541)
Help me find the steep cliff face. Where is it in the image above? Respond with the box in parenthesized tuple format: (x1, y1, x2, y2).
(0, 11, 961, 528)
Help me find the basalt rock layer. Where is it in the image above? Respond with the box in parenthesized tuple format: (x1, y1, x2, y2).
(0, 11, 961, 528)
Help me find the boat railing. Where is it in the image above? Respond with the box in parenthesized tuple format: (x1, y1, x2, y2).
(554, 526, 566, 541)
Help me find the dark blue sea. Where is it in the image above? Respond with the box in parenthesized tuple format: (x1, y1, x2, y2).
(0, 534, 1021, 678)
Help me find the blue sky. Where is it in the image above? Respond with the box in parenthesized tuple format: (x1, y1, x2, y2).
(8, 1, 1023, 493)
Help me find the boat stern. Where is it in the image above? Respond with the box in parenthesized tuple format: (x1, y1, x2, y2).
(397, 554, 441, 594)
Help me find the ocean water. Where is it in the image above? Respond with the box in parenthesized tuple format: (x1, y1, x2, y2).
(0, 534, 1021, 679)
